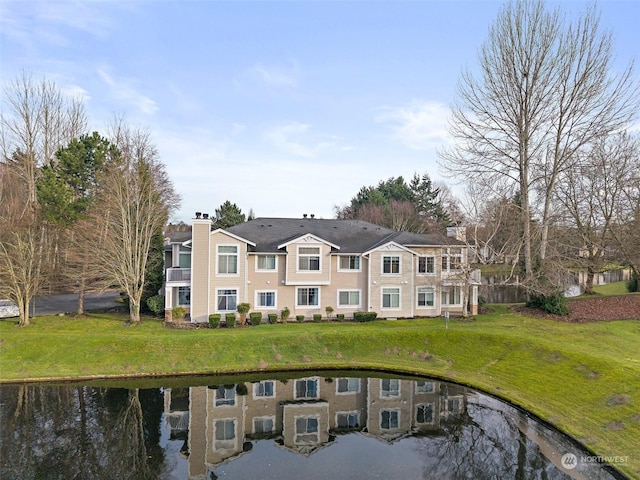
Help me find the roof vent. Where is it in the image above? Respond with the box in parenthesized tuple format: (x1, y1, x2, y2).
(195, 212, 202, 219)
(203, 213, 209, 219)
(310, 214, 315, 218)
(303, 214, 308, 218)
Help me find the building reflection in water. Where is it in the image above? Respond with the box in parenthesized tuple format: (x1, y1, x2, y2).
(164, 376, 470, 478)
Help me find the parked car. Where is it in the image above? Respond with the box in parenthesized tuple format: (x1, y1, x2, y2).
(0, 299, 20, 318)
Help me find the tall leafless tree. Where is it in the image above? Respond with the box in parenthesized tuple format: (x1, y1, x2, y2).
(439, 0, 639, 293)
(88, 120, 180, 324)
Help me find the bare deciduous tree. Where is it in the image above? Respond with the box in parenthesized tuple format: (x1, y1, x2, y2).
(439, 0, 639, 294)
(88, 121, 180, 323)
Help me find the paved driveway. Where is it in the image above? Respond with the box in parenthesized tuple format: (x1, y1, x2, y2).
(31, 291, 121, 316)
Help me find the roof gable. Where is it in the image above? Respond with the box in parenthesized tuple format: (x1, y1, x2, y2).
(277, 233, 340, 251)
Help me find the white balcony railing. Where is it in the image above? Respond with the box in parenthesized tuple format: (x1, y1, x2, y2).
(166, 267, 191, 282)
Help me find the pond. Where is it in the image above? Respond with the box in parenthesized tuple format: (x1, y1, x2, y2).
(0, 372, 623, 480)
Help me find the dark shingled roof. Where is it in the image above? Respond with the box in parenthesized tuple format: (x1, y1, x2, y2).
(225, 217, 462, 253)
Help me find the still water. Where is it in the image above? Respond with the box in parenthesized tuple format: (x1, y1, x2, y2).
(0, 372, 622, 480)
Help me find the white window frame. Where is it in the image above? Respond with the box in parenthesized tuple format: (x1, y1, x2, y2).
(336, 377, 361, 394)
(380, 378, 400, 398)
(296, 286, 320, 307)
(294, 378, 319, 399)
(441, 248, 463, 273)
(177, 286, 191, 306)
(381, 287, 401, 310)
(416, 286, 435, 308)
(415, 381, 435, 393)
(178, 245, 192, 268)
(381, 255, 401, 275)
(253, 380, 276, 398)
(294, 415, 320, 445)
(297, 245, 321, 272)
(253, 415, 275, 434)
(214, 386, 236, 407)
(255, 290, 277, 309)
(416, 403, 435, 424)
(380, 409, 400, 430)
(214, 418, 237, 450)
(217, 244, 239, 276)
(417, 255, 435, 275)
(255, 254, 277, 272)
(336, 411, 360, 429)
(337, 289, 361, 308)
(338, 255, 361, 272)
(441, 286, 462, 306)
(216, 288, 238, 312)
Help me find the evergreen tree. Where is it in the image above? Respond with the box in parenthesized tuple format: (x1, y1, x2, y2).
(214, 201, 246, 229)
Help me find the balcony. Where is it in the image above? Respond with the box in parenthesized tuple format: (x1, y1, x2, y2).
(166, 267, 191, 283)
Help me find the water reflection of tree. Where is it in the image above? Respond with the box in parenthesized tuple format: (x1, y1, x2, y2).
(415, 398, 569, 480)
(0, 385, 166, 480)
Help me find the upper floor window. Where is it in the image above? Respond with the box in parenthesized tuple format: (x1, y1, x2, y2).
(381, 378, 400, 397)
(442, 248, 463, 272)
(298, 246, 320, 271)
(417, 256, 435, 274)
(382, 255, 400, 274)
(380, 409, 399, 430)
(256, 254, 276, 271)
(338, 255, 361, 271)
(217, 245, 238, 274)
(178, 245, 191, 268)
(415, 381, 435, 393)
(416, 404, 434, 424)
(215, 386, 236, 407)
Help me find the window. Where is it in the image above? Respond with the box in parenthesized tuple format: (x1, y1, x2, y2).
(256, 291, 276, 308)
(296, 287, 319, 307)
(339, 255, 360, 271)
(336, 377, 360, 394)
(381, 378, 400, 397)
(382, 255, 400, 274)
(338, 290, 360, 307)
(214, 419, 235, 450)
(447, 397, 463, 415)
(382, 287, 400, 309)
(253, 381, 275, 398)
(415, 381, 434, 393)
(217, 289, 237, 311)
(380, 409, 399, 430)
(416, 404, 434, 424)
(336, 412, 359, 429)
(215, 386, 236, 407)
(441, 286, 462, 305)
(298, 246, 320, 271)
(295, 378, 318, 399)
(177, 286, 191, 306)
(178, 245, 191, 268)
(217, 245, 238, 274)
(256, 255, 276, 271)
(253, 416, 275, 434)
(417, 286, 435, 307)
(442, 248, 463, 272)
(417, 256, 434, 274)
(295, 416, 319, 444)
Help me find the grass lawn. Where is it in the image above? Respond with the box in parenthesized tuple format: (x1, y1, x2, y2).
(1, 305, 639, 477)
(591, 280, 632, 296)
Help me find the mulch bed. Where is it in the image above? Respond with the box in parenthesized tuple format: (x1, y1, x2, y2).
(518, 294, 640, 323)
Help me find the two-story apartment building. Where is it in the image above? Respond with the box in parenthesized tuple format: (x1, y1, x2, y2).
(164, 214, 478, 322)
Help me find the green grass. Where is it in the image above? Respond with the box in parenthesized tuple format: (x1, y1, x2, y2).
(591, 280, 631, 296)
(1, 307, 639, 477)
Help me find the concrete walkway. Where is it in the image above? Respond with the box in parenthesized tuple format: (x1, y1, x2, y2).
(31, 291, 121, 316)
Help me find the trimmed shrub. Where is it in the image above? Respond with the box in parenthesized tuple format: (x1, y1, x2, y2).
(249, 312, 263, 326)
(267, 313, 278, 324)
(353, 311, 377, 322)
(627, 272, 638, 293)
(172, 306, 186, 320)
(336, 313, 345, 321)
(146, 295, 165, 316)
(281, 307, 290, 322)
(208, 314, 221, 328)
(225, 313, 237, 328)
(527, 291, 569, 315)
(313, 313, 322, 322)
(296, 315, 305, 322)
(325, 306, 334, 319)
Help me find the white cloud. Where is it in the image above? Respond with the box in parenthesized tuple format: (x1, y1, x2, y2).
(97, 67, 159, 116)
(251, 62, 300, 88)
(375, 100, 450, 150)
(264, 122, 315, 157)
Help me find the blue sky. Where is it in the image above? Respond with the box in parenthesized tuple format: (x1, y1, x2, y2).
(1, 0, 638, 222)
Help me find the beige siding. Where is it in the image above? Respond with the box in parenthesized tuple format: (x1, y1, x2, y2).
(190, 219, 211, 323)
(209, 232, 248, 315)
(284, 238, 332, 285)
(368, 245, 415, 318)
